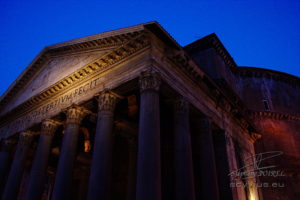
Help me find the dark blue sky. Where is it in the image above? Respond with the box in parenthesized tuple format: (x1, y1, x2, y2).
(0, 0, 299, 96)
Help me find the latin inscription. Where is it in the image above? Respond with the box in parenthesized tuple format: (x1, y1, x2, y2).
(0, 76, 103, 137)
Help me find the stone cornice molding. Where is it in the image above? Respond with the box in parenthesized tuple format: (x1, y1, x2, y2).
(249, 110, 300, 122)
(235, 67, 300, 87)
(0, 32, 150, 127)
(0, 30, 146, 112)
(209, 36, 237, 69)
(47, 31, 142, 56)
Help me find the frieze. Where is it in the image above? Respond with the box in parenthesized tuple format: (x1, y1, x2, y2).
(0, 75, 104, 138)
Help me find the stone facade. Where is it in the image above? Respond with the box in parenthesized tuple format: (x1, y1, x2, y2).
(0, 22, 298, 200)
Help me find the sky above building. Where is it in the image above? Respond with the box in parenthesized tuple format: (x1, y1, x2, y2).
(0, 0, 299, 96)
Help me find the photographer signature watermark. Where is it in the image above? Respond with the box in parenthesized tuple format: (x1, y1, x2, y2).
(229, 151, 285, 188)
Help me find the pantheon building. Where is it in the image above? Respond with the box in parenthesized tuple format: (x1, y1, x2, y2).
(0, 22, 299, 200)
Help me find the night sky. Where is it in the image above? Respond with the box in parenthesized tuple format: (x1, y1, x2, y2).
(0, 0, 299, 96)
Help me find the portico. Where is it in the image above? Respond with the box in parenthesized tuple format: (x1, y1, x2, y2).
(0, 22, 260, 200)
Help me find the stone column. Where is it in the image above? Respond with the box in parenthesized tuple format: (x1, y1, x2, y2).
(213, 131, 234, 200)
(51, 106, 89, 200)
(24, 119, 61, 200)
(195, 116, 219, 200)
(174, 98, 195, 200)
(126, 137, 137, 200)
(87, 91, 119, 200)
(0, 138, 15, 193)
(2, 131, 34, 200)
(136, 70, 161, 200)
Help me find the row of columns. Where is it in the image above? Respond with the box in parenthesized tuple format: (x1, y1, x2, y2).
(0, 70, 220, 200)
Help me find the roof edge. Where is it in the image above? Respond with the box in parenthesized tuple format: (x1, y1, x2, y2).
(184, 33, 238, 68)
(237, 66, 300, 80)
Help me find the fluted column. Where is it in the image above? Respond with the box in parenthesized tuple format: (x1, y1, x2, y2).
(174, 98, 195, 200)
(136, 70, 161, 200)
(2, 131, 34, 200)
(87, 90, 119, 200)
(0, 138, 15, 193)
(195, 116, 219, 200)
(52, 106, 89, 200)
(24, 119, 61, 200)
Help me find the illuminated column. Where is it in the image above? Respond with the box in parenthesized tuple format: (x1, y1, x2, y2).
(2, 131, 34, 200)
(87, 91, 119, 200)
(195, 116, 219, 200)
(136, 70, 161, 200)
(174, 98, 195, 200)
(52, 106, 89, 200)
(24, 119, 60, 200)
(0, 138, 15, 192)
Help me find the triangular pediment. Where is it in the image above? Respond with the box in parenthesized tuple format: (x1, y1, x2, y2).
(3, 51, 110, 114)
(1, 22, 172, 116)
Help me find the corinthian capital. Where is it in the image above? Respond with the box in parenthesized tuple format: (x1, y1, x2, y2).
(174, 97, 189, 114)
(139, 70, 161, 92)
(19, 131, 35, 146)
(65, 105, 90, 124)
(41, 119, 62, 136)
(96, 90, 120, 113)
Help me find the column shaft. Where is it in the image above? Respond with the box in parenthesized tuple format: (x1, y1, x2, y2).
(0, 138, 15, 193)
(126, 138, 137, 200)
(2, 131, 33, 200)
(51, 106, 89, 200)
(136, 70, 161, 200)
(87, 91, 118, 200)
(24, 120, 60, 200)
(174, 98, 195, 200)
(196, 116, 219, 200)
